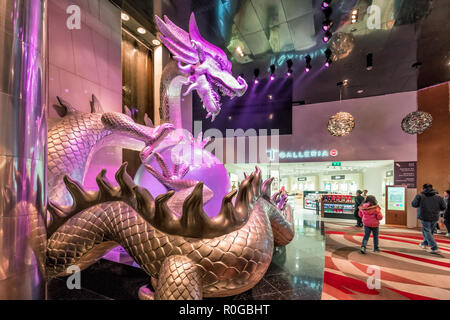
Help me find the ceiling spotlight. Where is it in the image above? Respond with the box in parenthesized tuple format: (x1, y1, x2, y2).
(322, 19, 333, 31)
(323, 30, 332, 43)
(357, 90, 364, 94)
(325, 48, 333, 67)
(270, 64, 276, 80)
(343, 79, 349, 86)
(152, 39, 161, 46)
(366, 53, 373, 70)
(305, 55, 312, 72)
(351, 9, 359, 24)
(321, 1, 332, 9)
(254, 68, 260, 84)
(137, 27, 147, 34)
(286, 59, 293, 76)
(236, 46, 245, 57)
(121, 13, 130, 21)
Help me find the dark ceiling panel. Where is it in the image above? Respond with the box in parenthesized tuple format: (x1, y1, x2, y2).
(113, 0, 450, 104)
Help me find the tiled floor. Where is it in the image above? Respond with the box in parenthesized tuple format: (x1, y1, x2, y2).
(48, 204, 326, 300)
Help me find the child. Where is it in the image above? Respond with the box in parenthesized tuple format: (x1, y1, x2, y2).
(359, 195, 383, 254)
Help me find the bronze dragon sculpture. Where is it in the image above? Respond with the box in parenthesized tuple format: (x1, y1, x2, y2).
(46, 164, 294, 300)
(42, 12, 295, 300)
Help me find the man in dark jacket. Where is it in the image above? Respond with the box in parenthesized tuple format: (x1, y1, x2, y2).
(444, 190, 450, 237)
(412, 184, 447, 254)
(354, 190, 365, 227)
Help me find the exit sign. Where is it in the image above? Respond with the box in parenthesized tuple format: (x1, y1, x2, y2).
(332, 162, 342, 167)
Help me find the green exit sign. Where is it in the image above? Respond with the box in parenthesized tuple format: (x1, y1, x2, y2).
(332, 162, 342, 167)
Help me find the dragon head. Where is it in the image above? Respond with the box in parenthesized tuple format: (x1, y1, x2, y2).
(155, 13, 248, 121)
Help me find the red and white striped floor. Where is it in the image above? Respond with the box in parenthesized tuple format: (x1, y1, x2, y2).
(322, 221, 450, 300)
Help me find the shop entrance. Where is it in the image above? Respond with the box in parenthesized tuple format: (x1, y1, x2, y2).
(226, 160, 394, 222)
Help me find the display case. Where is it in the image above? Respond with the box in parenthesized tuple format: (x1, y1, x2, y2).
(303, 191, 328, 210)
(321, 194, 356, 219)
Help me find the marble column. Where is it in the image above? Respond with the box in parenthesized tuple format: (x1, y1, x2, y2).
(0, 0, 47, 299)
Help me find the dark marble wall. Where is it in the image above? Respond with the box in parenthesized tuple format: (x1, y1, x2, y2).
(121, 30, 154, 177)
(417, 82, 450, 194)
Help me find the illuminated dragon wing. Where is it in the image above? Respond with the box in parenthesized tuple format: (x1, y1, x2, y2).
(155, 15, 199, 65)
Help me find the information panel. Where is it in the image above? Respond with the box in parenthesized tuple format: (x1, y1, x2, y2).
(387, 186, 406, 211)
(394, 162, 417, 188)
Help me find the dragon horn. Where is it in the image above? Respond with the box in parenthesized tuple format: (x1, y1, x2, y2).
(63, 176, 96, 208)
(46, 202, 67, 237)
(262, 177, 274, 199)
(252, 166, 262, 198)
(134, 186, 156, 223)
(144, 113, 154, 127)
(115, 162, 136, 197)
(96, 169, 116, 199)
(234, 174, 254, 222)
(180, 183, 210, 237)
(90, 94, 103, 113)
(153, 191, 177, 228)
(213, 190, 239, 227)
(124, 106, 133, 119)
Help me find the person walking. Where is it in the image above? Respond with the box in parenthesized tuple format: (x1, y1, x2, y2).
(359, 195, 383, 254)
(354, 190, 364, 227)
(444, 190, 450, 238)
(362, 190, 368, 200)
(412, 184, 447, 254)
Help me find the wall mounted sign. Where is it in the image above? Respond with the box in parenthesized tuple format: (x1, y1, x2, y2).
(297, 177, 307, 182)
(267, 149, 339, 161)
(331, 175, 346, 180)
(387, 186, 406, 211)
(394, 162, 417, 188)
(332, 162, 342, 167)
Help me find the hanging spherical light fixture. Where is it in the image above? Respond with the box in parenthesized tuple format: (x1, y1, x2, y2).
(401, 111, 433, 134)
(328, 112, 355, 136)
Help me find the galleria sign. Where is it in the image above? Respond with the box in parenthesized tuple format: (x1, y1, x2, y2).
(267, 149, 339, 161)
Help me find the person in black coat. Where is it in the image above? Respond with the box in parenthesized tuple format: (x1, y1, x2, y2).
(444, 190, 450, 237)
(412, 184, 447, 253)
(354, 190, 364, 227)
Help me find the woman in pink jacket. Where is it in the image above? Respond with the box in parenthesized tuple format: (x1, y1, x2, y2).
(359, 195, 384, 254)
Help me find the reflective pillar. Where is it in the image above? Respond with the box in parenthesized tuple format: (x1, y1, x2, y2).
(0, 0, 47, 299)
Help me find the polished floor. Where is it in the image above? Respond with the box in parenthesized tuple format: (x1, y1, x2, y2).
(47, 199, 326, 300)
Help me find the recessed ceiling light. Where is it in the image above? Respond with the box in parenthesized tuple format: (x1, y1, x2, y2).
(152, 39, 161, 46)
(236, 46, 244, 57)
(357, 90, 364, 94)
(137, 27, 147, 34)
(121, 13, 130, 21)
(343, 79, 349, 86)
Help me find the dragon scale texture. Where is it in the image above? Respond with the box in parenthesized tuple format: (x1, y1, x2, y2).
(43, 13, 296, 300)
(46, 165, 294, 299)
